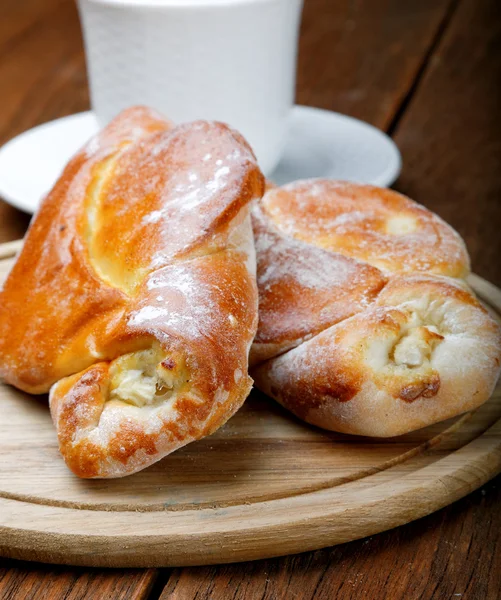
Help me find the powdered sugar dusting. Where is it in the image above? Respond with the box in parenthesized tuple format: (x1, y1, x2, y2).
(248, 178, 501, 440)
(84, 135, 100, 157)
(96, 120, 259, 271)
(142, 210, 162, 224)
(253, 202, 386, 351)
(254, 203, 384, 294)
(257, 230, 353, 291)
(128, 305, 170, 327)
(4, 108, 262, 477)
(262, 179, 470, 278)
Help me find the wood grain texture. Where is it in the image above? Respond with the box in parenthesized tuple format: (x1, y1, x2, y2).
(159, 475, 501, 600)
(0, 0, 87, 244)
(0, 0, 500, 595)
(0, 560, 157, 600)
(0, 246, 500, 568)
(0, 0, 87, 147)
(393, 0, 501, 287)
(297, 0, 456, 129)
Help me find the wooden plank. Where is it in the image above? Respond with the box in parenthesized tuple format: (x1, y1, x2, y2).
(393, 0, 501, 286)
(0, 0, 64, 54)
(0, 561, 158, 600)
(159, 474, 501, 600)
(0, 0, 88, 147)
(297, 0, 456, 129)
(0, 0, 88, 242)
(0, 206, 30, 246)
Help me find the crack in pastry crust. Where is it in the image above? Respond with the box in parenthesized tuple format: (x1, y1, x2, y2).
(84, 148, 132, 294)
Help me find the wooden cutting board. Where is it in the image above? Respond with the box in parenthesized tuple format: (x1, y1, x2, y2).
(0, 240, 500, 568)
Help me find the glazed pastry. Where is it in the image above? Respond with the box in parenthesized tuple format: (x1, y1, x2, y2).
(0, 106, 264, 477)
(251, 180, 501, 437)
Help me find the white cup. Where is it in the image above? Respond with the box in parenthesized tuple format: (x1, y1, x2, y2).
(77, 0, 304, 175)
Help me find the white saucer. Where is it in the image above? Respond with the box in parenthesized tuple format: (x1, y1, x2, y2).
(0, 106, 401, 214)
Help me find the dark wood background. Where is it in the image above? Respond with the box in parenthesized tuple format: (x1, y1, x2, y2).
(0, 0, 500, 597)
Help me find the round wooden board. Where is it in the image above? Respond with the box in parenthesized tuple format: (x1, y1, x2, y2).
(0, 241, 500, 568)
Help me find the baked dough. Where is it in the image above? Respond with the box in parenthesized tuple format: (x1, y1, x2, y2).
(251, 180, 501, 436)
(0, 107, 263, 477)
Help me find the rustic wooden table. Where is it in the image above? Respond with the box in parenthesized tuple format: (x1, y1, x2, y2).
(1, 0, 500, 598)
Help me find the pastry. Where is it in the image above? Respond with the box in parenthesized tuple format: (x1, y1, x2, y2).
(0, 106, 264, 477)
(251, 180, 501, 436)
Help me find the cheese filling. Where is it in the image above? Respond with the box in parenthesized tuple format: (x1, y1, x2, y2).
(109, 346, 183, 407)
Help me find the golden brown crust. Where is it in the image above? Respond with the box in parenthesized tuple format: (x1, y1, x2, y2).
(251, 180, 501, 436)
(250, 202, 387, 364)
(0, 106, 263, 477)
(261, 180, 470, 277)
(252, 274, 501, 437)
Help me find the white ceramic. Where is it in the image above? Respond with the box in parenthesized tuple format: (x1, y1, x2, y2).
(77, 0, 303, 175)
(0, 106, 402, 215)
